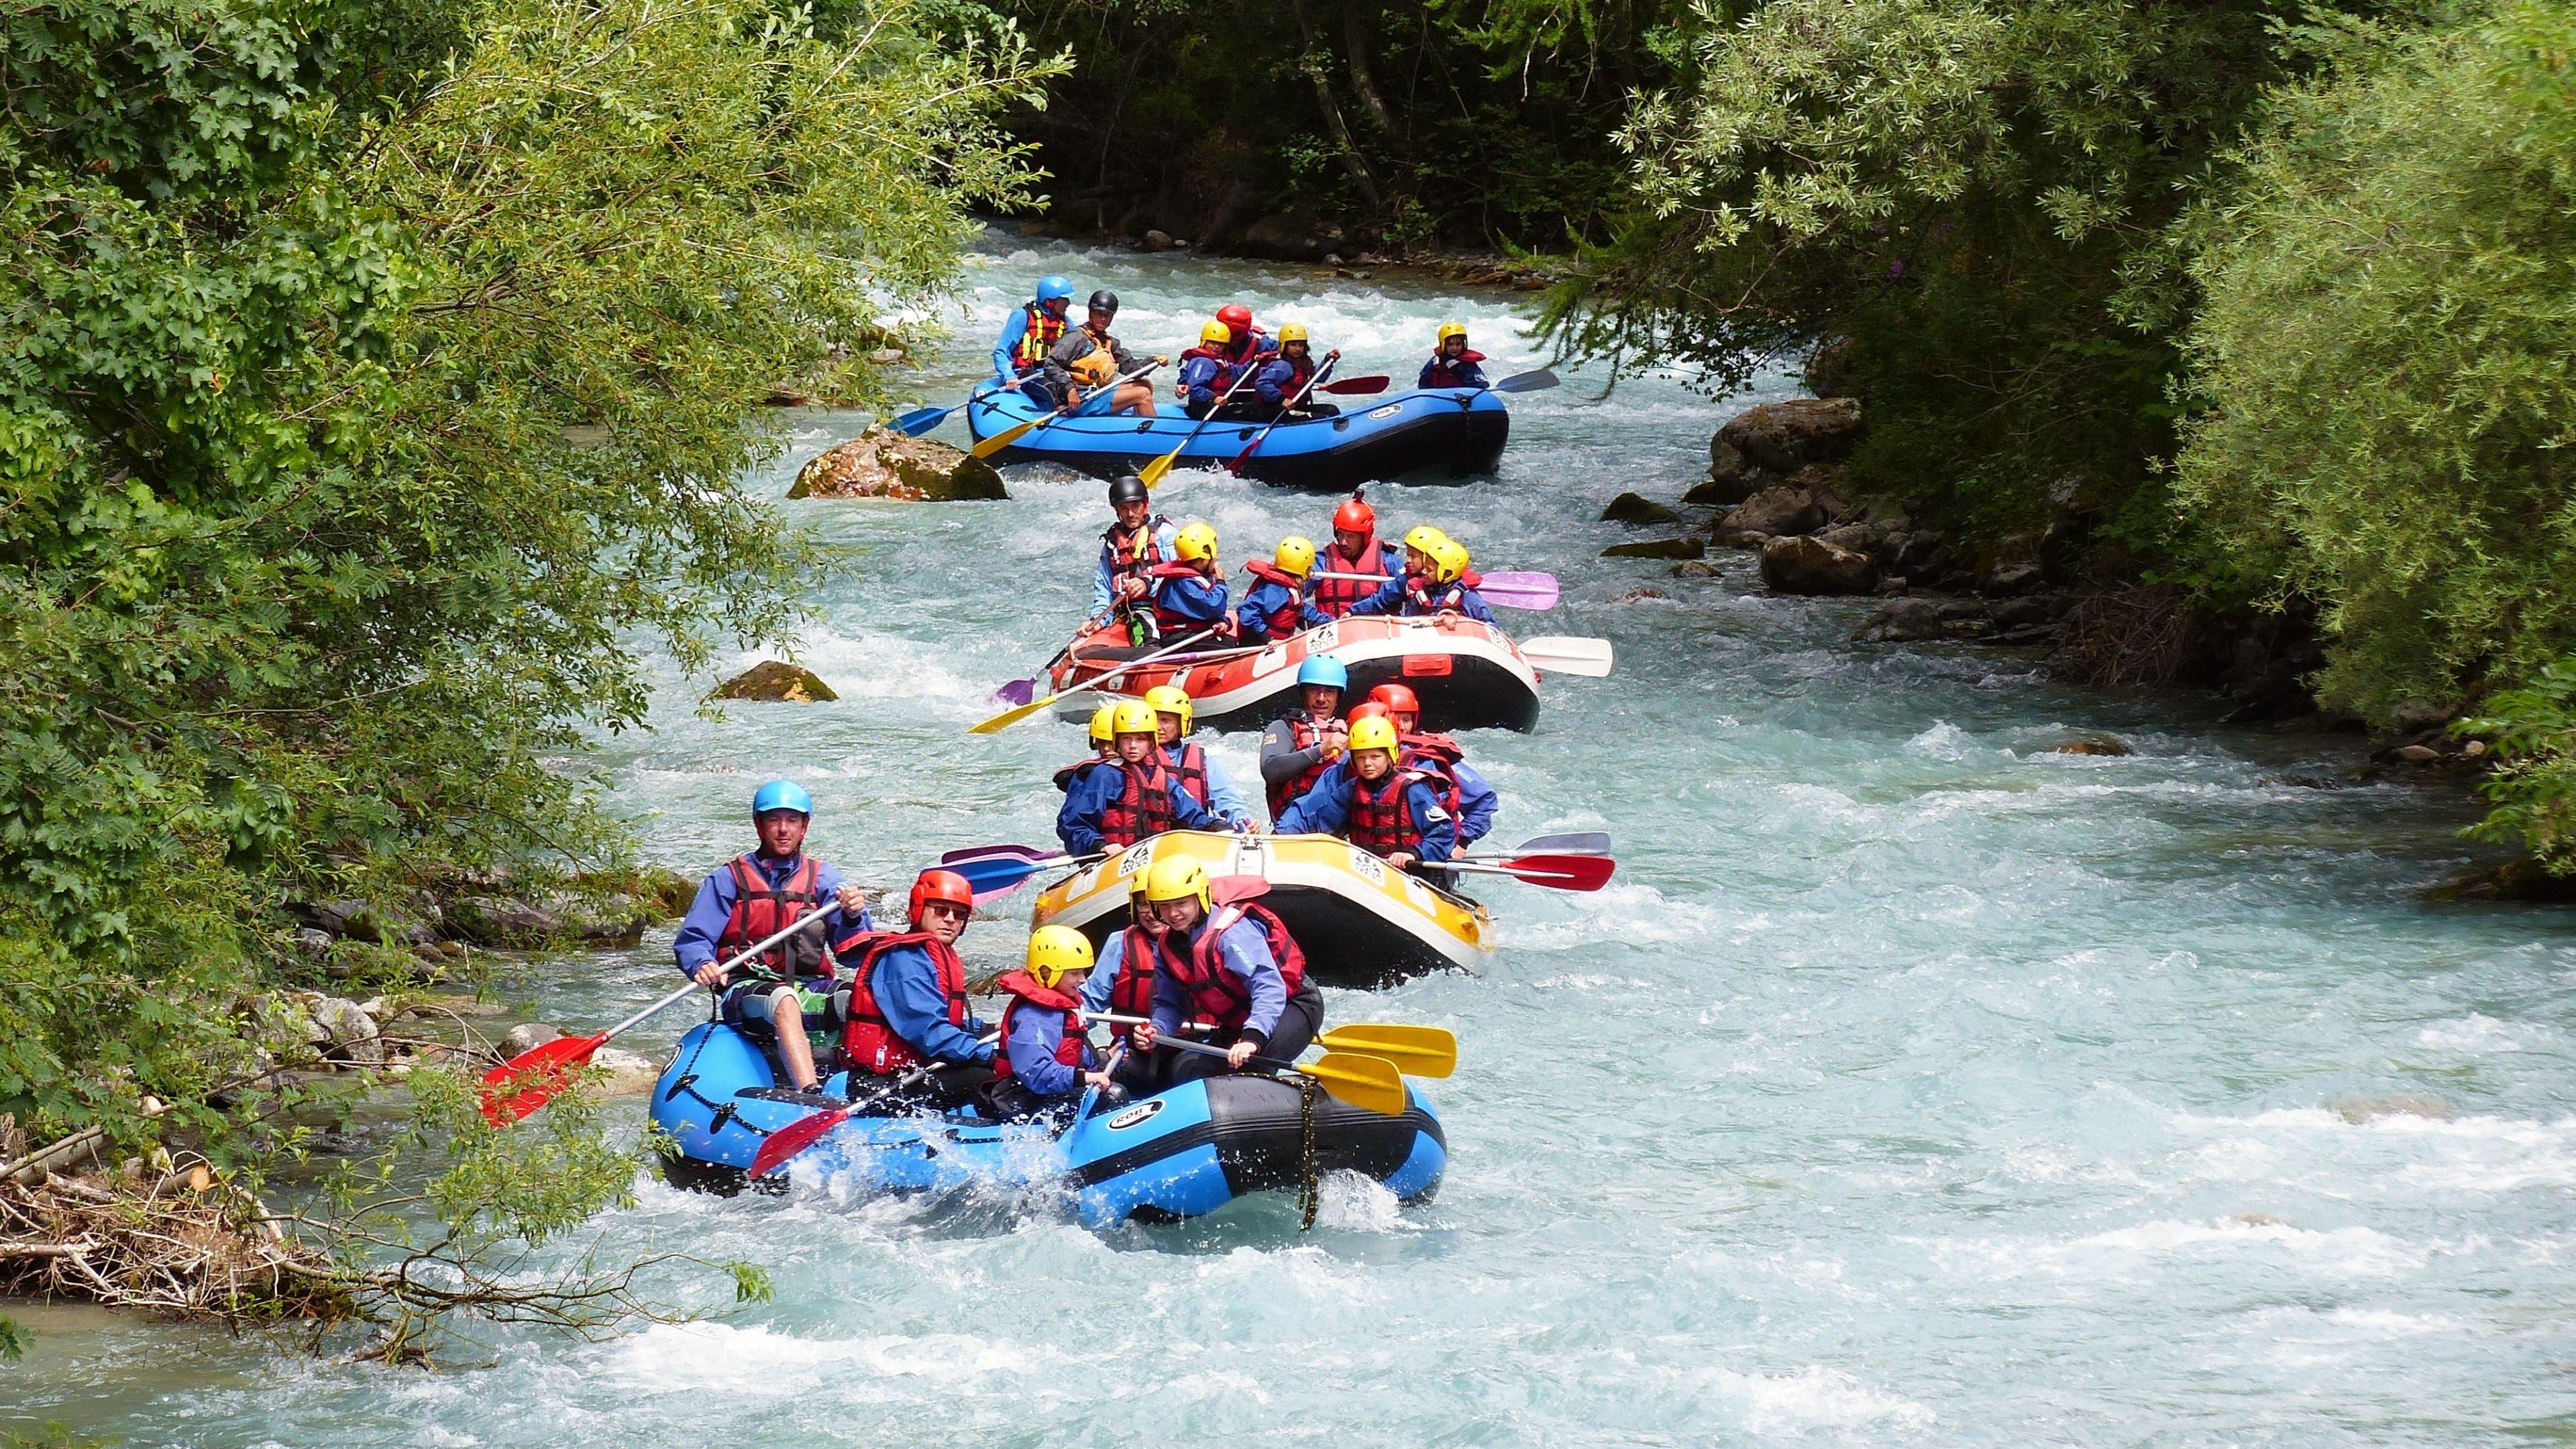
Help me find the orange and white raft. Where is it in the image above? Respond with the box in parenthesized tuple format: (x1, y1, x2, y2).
(1051, 615, 1543, 733)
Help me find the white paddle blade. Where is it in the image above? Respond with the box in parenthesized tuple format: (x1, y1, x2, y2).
(1519, 636, 1613, 677)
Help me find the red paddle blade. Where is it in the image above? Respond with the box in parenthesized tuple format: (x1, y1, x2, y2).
(749, 1106, 850, 1178)
(1318, 376, 1390, 394)
(477, 1030, 611, 1125)
(1501, 852, 1617, 891)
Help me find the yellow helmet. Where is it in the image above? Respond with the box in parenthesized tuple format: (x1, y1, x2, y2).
(1430, 536, 1471, 584)
(1088, 702, 1118, 744)
(1273, 535, 1317, 578)
(1437, 321, 1468, 343)
(1141, 854, 1211, 908)
(1348, 715, 1401, 755)
(1199, 320, 1231, 345)
(1025, 924, 1095, 989)
(1277, 323, 1309, 344)
(1142, 684, 1195, 735)
(1403, 523, 1449, 558)
(1110, 700, 1158, 738)
(1174, 522, 1218, 564)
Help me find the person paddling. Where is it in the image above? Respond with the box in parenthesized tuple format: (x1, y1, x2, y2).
(1252, 325, 1340, 421)
(1214, 303, 1269, 374)
(1175, 321, 1244, 421)
(1126, 857, 1325, 1082)
(1142, 523, 1233, 642)
(991, 274, 1075, 392)
(1274, 715, 1457, 876)
(1144, 684, 1257, 830)
(840, 869, 996, 1108)
(1236, 535, 1331, 645)
(1260, 657, 1348, 823)
(1419, 321, 1489, 390)
(1079, 871, 1175, 1095)
(1346, 526, 1498, 624)
(1095, 474, 1175, 618)
(981, 926, 1114, 1120)
(1040, 290, 1162, 415)
(1309, 494, 1385, 618)
(1368, 682, 1497, 849)
(1058, 700, 1226, 855)
(672, 780, 873, 1095)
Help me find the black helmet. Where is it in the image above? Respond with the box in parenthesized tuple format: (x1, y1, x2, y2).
(1108, 474, 1148, 505)
(1087, 288, 1120, 315)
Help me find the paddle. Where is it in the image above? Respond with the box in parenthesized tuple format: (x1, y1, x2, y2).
(1226, 356, 1340, 476)
(949, 850, 1100, 900)
(970, 359, 1163, 460)
(1309, 569, 1560, 611)
(1517, 636, 1615, 678)
(478, 902, 837, 1125)
(746, 1030, 1002, 1179)
(1313, 1025, 1456, 1078)
(1150, 1038, 1409, 1117)
(939, 842, 1061, 867)
(1439, 851, 1615, 891)
(1138, 358, 1269, 488)
(1487, 830, 1611, 857)
(1316, 376, 1390, 395)
(892, 377, 1019, 438)
(1491, 368, 1558, 394)
(967, 626, 1220, 735)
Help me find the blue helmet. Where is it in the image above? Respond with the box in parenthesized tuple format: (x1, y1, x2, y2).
(1296, 657, 1350, 690)
(1036, 274, 1075, 304)
(751, 779, 814, 816)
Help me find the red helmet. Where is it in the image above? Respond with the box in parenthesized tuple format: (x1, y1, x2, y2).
(1332, 496, 1375, 535)
(1367, 684, 1420, 716)
(908, 869, 974, 925)
(1216, 303, 1252, 334)
(1346, 702, 1393, 725)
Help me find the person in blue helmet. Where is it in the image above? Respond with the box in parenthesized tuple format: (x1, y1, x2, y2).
(1258, 655, 1348, 823)
(1275, 715, 1457, 875)
(673, 780, 873, 1095)
(1346, 527, 1497, 625)
(992, 274, 1076, 391)
(1235, 535, 1332, 645)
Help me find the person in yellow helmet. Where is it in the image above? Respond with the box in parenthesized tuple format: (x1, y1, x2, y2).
(1236, 535, 1332, 646)
(1348, 524, 1497, 623)
(1175, 320, 1246, 420)
(1053, 701, 1121, 797)
(1419, 319, 1489, 390)
(1144, 684, 1256, 830)
(1127, 855, 1326, 1081)
(1252, 323, 1342, 421)
(1142, 520, 1234, 642)
(1275, 713, 1458, 876)
(981, 925, 1114, 1119)
(1057, 698, 1224, 854)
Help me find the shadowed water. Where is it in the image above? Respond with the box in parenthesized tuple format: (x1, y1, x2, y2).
(9, 238, 2576, 1447)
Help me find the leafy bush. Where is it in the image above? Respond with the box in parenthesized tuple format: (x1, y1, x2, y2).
(2458, 658, 2576, 870)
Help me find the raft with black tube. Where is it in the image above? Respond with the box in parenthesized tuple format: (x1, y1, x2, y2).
(649, 1019, 1446, 1224)
(965, 386, 1508, 490)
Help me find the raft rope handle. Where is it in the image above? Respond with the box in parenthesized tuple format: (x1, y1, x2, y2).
(1297, 1073, 1323, 1232)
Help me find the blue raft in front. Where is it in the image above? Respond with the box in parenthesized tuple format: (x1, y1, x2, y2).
(963, 385, 1509, 490)
(649, 1022, 1448, 1228)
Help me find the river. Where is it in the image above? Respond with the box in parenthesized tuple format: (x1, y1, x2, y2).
(9, 237, 2576, 1446)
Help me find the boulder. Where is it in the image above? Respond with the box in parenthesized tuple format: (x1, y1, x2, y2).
(1707, 435, 1755, 490)
(450, 891, 650, 949)
(1140, 229, 1175, 252)
(1853, 596, 1994, 643)
(1601, 492, 1682, 527)
(1717, 486, 1825, 543)
(788, 425, 1006, 502)
(1760, 535, 1880, 595)
(2434, 859, 2576, 902)
(309, 995, 385, 1068)
(1716, 397, 1864, 475)
(1609, 588, 1668, 603)
(1602, 537, 1705, 560)
(498, 1023, 562, 1061)
(589, 1047, 662, 1095)
(708, 660, 838, 703)
(2049, 735, 2133, 757)
(1787, 464, 1850, 521)
(1238, 213, 1346, 262)
(1683, 474, 1756, 509)
(1979, 532, 2045, 596)
(1668, 561, 1722, 579)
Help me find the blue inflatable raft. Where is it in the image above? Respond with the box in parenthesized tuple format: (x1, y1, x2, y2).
(649, 1022, 1447, 1227)
(963, 386, 1508, 490)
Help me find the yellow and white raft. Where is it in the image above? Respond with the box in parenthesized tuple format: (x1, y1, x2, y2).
(1030, 830, 1494, 985)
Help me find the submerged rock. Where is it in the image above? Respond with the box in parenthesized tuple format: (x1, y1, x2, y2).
(498, 1023, 562, 1060)
(709, 660, 838, 703)
(1601, 492, 1682, 526)
(1759, 535, 1879, 595)
(2049, 735, 2134, 757)
(789, 425, 1006, 502)
(1602, 537, 1705, 560)
(589, 1047, 662, 1095)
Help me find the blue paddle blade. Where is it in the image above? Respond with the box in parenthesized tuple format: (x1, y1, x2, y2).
(940, 843, 1053, 866)
(949, 853, 1052, 896)
(990, 678, 1036, 706)
(891, 404, 949, 436)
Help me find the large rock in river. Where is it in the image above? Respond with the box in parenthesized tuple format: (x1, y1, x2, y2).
(790, 425, 1006, 501)
(710, 660, 837, 702)
(1717, 397, 1865, 475)
(1760, 535, 1880, 595)
(1717, 485, 1827, 544)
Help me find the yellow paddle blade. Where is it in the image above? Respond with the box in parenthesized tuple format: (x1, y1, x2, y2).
(1137, 447, 1182, 489)
(967, 687, 1072, 735)
(1297, 1051, 1409, 1116)
(970, 413, 1045, 460)
(1316, 1024, 1456, 1079)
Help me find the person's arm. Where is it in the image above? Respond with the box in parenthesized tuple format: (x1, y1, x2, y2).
(1461, 359, 1490, 389)
(1093, 543, 1118, 611)
(1058, 769, 1110, 855)
(1110, 337, 1140, 372)
(1041, 332, 1085, 395)
(1218, 922, 1285, 1044)
(1165, 775, 1222, 832)
(673, 868, 733, 977)
(1235, 583, 1274, 641)
(992, 309, 1027, 385)
(1255, 360, 1291, 405)
(1006, 1010, 1079, 1096)
(1453, 763, 1497, 847)
(1148, 957, 1183, 1040)
(1452, 588, 1498, 625)
(1260, 720, 1325, 786)
(875, 951, 995, 1064)
(1201, 754, 1254, 828)
(1417, 357, 1439, 388)
(1164, 574, 1228, 625)
(1273, 765, 1348, 836)
(1410, 781, 1458, 863)
(1299, 598, 1332, 629)
(1080, 935, 1125, 1016)
(1344, 576, 1404, 617)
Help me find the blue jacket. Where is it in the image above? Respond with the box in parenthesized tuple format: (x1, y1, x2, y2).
(1003, 996, 1098, 1097)
(1237, 578, 1330, 643)
(1254, 356, 1313, 407)
(1450, 761, 1497, 847)
(1178, 352, 1234, 411)
(1419, 354, 1489, 389)
(1057, 757, 1225, 854)
(992, 303, 1055, 385)
(1167, 742, 1255, 828)
(1095, 519, 1178, 612)
(1152, 570, 1230, 627)
(1150, 914, 1288, 1044)
(1274, 759, 1458, 863)
(1346, 574, 1498, 624)
(866, 943, 994, 1065)
(1079, 932, 1131, 1017)
(673, 852, 872, 979)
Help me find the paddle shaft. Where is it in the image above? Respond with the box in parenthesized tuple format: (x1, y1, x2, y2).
(1228, 356, 1339, 472)
(1064, 625, 1220, 696)
(606, 899, 839, 1040)
(1142, 359, 1269, 485)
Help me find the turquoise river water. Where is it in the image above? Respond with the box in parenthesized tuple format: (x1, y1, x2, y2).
(9, 239, 2576, 1446)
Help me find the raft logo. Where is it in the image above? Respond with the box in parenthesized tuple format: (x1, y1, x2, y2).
(1368, 403, 1402, 421)
(1106, 1099, 1165, 1131)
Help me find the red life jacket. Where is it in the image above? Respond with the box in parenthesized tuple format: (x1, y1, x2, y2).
(1346, 766, 1428, 856)
(988, 970, 1085, 1083)
(716, 855, 830, 984)
(1220, 331, 1271, 370)
(1162, 740, 1212, 810)
(1105, 925, 1160, 1041)
(1010, 302, 1066, 374)
(840, 932, 969, 1075)
(1311, 536, 1384, 616)
(1243, 559, 1311, 637)
(1271, 352, 1318, 398)
(1102, 515, 1170, 600)
(1097, 755, 1180, 848)
(1054, 755, 1110, 794)
(1150, 902, 1308, 1036)
(1423, 347, 1488, 388)
(1394, 572, 1477, 616)
(1400, 731, 1467, 820)
(1177, 344, 1236, 396)
(1148, 561, 1217, 637)
(1265, 714, 1333, 820)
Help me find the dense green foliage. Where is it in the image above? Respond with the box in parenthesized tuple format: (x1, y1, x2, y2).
(1, 0, 1046, 1252)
